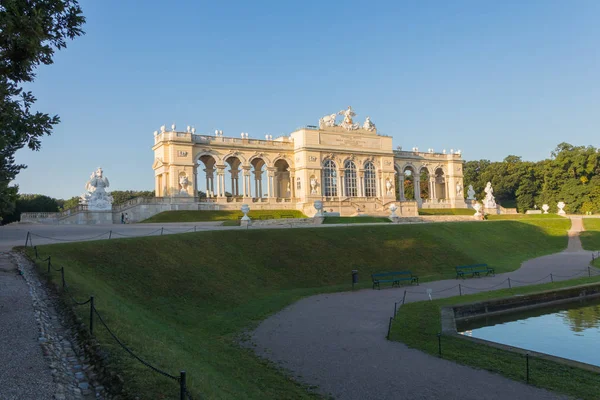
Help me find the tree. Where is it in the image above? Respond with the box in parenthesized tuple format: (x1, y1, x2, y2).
(0, 1, 85, 220)
(2, 193, 60, 224)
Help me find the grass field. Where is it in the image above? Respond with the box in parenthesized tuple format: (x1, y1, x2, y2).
(141, 210, 306, 223)
(418, 208, 474, 215)
(389, 277, 600, 400)
(581, 218, 600, 251)
(322, 216, 391, 224)
(27, 218, 570, 399)
(487, 214, 565, 220)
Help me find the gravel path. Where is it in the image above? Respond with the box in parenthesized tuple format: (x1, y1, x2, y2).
(0, 252, 105, 399)
(251, 217, 595, 400)
(0, 251, 54, 400)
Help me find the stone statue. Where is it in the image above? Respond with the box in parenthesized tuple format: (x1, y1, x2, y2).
(160, 125, 166, 133)
(286, 182, 291, 193)
(319, 113, 337, 128)
(456, 182, 463, 197)
(310, 177, 318, 194)
(385, 178, 394, 195)
(483, 182, 496, 208)
(467, 185, 476, 200)
(338, 106, 359, 131)
(363, 116, 376, 132)
(179, 175, 189, 196)
(80, 167, 113, 211)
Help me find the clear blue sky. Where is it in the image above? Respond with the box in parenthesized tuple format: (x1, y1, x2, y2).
(13, 0, 600, 199)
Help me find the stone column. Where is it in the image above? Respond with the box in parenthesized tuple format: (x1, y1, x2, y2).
(430, 177, 437, 200)
(414, 177, 421, 203)
(399, 173, 406, 201)
(267, 169, 274, 198)
(193, 167, 198, 199)
(357, 171, 364, 197)
(340, 172, 346, 198)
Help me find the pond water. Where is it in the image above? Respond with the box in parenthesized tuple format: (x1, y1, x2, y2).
(457, 297, 600, 367)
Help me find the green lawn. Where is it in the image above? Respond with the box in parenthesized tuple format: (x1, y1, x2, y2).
(487, 214, 565, 220)
(141, 210, 306, 223)
(389, 277, 600, 400)
(418, 208, 474, 215)
(26, 218, 570, 399)
(322, 216, 391, 224)
(580, 218, 600, 251)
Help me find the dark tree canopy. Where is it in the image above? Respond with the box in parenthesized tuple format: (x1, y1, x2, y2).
(463, 143, 600, 214)
(0, 1, 85, 221)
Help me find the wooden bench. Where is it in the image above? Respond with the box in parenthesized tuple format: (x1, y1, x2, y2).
(371, 271, 419, 290)
(455, 264, 495, 279)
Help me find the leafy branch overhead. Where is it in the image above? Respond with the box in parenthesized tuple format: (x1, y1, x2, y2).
(0, 0, 85, 219)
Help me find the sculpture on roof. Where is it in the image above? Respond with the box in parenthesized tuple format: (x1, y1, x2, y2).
(363, 116, 376, 132)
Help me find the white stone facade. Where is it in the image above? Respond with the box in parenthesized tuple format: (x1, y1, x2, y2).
(152, 108, 467, 217)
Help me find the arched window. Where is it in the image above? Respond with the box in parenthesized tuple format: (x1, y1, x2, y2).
(364, 162, 377, 197)
(322, 160, 337, 197)
(344, 160, 357, 197)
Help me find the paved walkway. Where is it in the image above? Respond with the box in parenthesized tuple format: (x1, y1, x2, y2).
(251, 217, 596, 400)
(0, 251, 54, 400)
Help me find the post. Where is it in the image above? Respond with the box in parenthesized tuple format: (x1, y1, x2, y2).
(47, 256, 51, 273)
(25, 232, 30, 247)
(180, 370, 187, 400)
(588, 266, 591, 277)
(394, 302, 397, 317)
(387, 317, 393, 340)
(109, 230, 112, 239)
(508, 277, 512, 289)
(161, 227, 164, 235)
(437, 333, 442, 358)
(402, 290, 407, 305)
(61, 267, 65, 289)
(194, 226, 197, 232)
(89, 296, 95, 335)
(459, 284, 462, 296)
(550, 273, 554, 283)
(34, 246, 38, 259)
(526, 353, 529, 384)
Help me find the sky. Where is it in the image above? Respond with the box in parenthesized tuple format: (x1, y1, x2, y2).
(12, 0, 600, 199)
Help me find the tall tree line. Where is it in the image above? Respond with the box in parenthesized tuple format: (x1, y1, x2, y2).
(465, 143, 600, 213)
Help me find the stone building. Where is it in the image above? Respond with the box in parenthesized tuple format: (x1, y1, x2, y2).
(152, 107, 466, 217)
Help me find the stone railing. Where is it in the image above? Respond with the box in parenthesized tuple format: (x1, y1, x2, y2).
(154, 131, 294, 149)
(394, 150, 462, 159)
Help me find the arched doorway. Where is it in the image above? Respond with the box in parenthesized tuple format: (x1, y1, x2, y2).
(274, 159, 291, 198)
(435, 168, 446, 199)
(225, 156, 242, 199)
(251, 158, 267, 199)
(197, 155, 217, 198)
(403, 166, 416, 200)
(420, 167, 430, 200)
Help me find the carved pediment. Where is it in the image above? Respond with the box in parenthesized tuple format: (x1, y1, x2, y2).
(152, 158, 164, 169)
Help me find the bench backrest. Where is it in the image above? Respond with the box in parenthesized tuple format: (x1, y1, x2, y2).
(372, 271, 412, 278)
(455, 264, 488, 270)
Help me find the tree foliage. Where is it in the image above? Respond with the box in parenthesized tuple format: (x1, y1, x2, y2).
(464, 143, 600, 214)
(0, 1, 85, 220)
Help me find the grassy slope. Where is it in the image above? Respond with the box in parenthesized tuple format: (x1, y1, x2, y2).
(389, 277, 600, 400)
(581, 218, 600, 251)
(322, 216, 390, 224)
(488, 214, 564, 220)
(418, 208, 474, 215)
(142, 210, 306, 223)
(28, 219, 569, 399)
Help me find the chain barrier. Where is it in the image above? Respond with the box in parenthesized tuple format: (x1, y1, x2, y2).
(25, 227, 201, 244)
(27, 235, 193, 398)
(92, 307, 179, 381)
